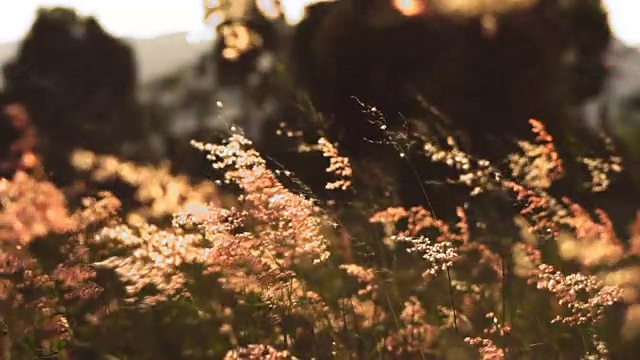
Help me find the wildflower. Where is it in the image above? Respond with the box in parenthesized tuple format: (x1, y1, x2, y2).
(423, 137, 496, 195)
(464, 337, 505, 360)
(0, 171, 74, 246)
(556, 199, 624, 267)
(339, 264, 378, 296)
(383, 296, 439, 356)
(508, 119, 563, 189)
(223, 344, 291, 359)
(0, 104, 39, 176)
(94, 223, 201, 305)
(396, 235, 458, 278)
(531, 264, 622, 325)
(71, 149, 220, 222)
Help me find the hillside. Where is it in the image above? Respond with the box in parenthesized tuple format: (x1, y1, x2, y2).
(0, 32, 212, 88)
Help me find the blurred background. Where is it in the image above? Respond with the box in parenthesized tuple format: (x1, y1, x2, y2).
(1, 0, 638, 45)
(2, 2, 640, 359)
(1, 0, 639, 185)
(2, 1, 638, 82)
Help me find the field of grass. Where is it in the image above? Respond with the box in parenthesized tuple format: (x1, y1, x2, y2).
(1, 111, 639, 359)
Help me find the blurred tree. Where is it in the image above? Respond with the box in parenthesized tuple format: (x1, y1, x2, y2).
(1, 8, 154, 185)
(283, 0, 611, 157)
(254, 0, 634, 212)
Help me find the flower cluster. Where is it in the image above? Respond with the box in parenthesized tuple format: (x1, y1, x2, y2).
(370, 205, 469, 243)
(579, 135, 623, 192)
(397, 235, 458, 278)
(464, 336, 505, 360)
(0, 104, 39, 177)
(71, 149, 221, 223)
(508, 119, 563, 189)
(555, 199, 624, 267)
(299, 137, 352, 190)
(0, 171, 73, 247)
(224, 344, 291, 360)
(531, 264, 622, 325)
(191, 134, 331, 267)
(383, 296, 439, 356)
(94, 133, 333, 317)
(423, 136, 497, 196)
(94, 223, 203, 305)
(340, 264, 378, 296)
(0, 171, 121, 356)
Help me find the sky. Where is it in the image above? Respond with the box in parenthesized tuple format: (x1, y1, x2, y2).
(0, 0, 639, 45)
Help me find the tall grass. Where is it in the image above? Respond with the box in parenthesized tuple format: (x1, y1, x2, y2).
(1, 117, 639, 359)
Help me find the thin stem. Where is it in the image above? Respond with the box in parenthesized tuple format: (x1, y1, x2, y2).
(446, 268, 458, 333)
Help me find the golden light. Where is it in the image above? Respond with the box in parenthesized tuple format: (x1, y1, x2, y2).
(393, 0, 426, 17)
(256, 0, 281, 20)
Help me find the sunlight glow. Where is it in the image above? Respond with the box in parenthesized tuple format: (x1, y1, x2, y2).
(0, 0, 638, 45)
(393, 0, 426, 17)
